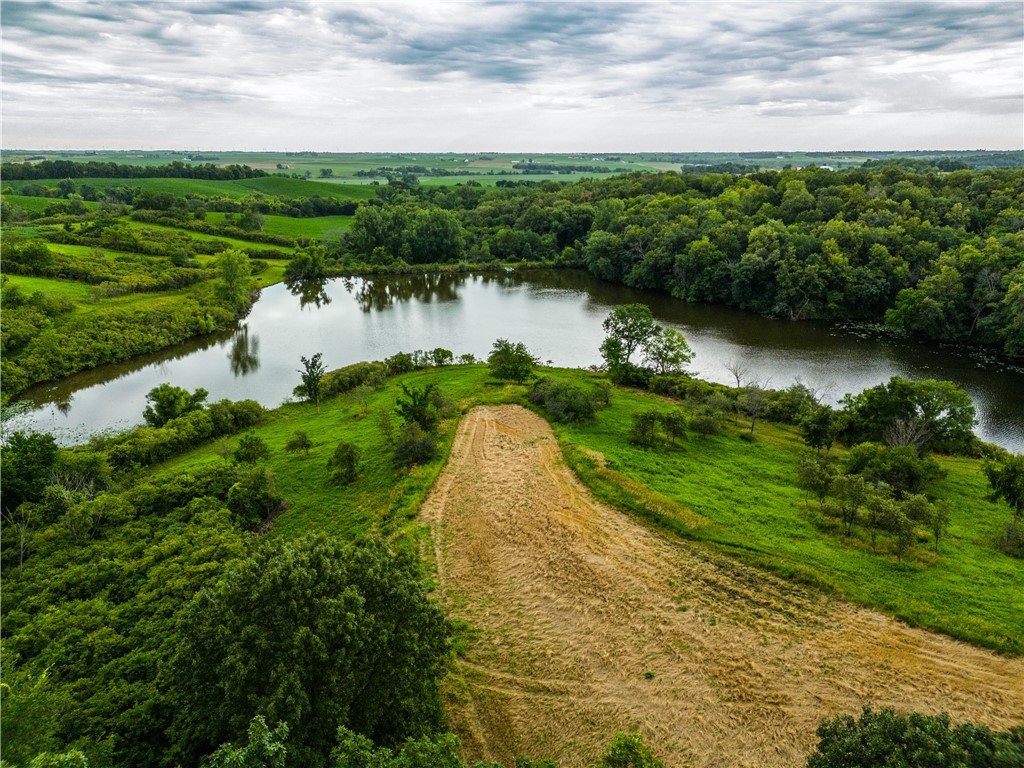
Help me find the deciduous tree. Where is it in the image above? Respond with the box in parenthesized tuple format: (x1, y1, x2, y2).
(487, 338, 538, 384)
(216, 248, 253, 310)
(168, 535, 452, 768)
(296, 353, 327, 413)
(142, 383, 208, 428)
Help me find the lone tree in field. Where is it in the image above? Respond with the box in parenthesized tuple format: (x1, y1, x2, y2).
(295, 353, 326, 413)
(488, 338, 538, 384)
(215, 248, 252, 311)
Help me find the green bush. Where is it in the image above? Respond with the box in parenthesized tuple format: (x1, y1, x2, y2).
(807, 705, 1024, 768)
(689, 410, 722, 437)
(327, 441, 360, 484)
(529, 377, 598, 423)
(322, 361, 387, 397)
(393, 424, 437, 467)
(233, 432, 270, 464)
(227, 467, 283, 530)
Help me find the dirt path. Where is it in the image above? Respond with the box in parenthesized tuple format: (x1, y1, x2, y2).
(421, 405, 1024, 767)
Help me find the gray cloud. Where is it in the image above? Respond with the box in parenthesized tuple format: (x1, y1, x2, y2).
(1, 0, 1020, 150)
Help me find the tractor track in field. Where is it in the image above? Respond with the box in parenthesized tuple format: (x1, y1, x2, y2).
(421, 405, 1024, 767)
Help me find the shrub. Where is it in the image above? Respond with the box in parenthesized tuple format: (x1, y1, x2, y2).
(807, 705, 1024, 768)
(285, 430, 313, 455)
(662, 412, 687, 445)
(528, 377, 597, 423)
(629, 410, 662, 447)
(843, 442, 944, 496)
(233, 432, 270, 464)
(996, 520, 1024, 558)
(598, 732, 665, 768)
(142, 383, 209, 428)
(327, 442, 360, 484)
(689, 410, 721, 437)
(227, 467, 283, 530)
(393, 424, 437, 467)
(607, 362, 652, 388)
(395, 383, 441, 433)
(384, 351, 415, 376)
(322, 361, 387, 397)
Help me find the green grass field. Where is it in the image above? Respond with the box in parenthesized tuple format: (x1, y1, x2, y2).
(161, 366, 501, 539)
(133, 220, 295, 256)
(3, 270, 216, 315)
(3, 194, 101, 213)
(204, 212, 353, 239)
(151, 365, 1023, 655)
(3, 273, 97, 303)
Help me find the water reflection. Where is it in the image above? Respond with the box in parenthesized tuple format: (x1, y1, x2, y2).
(228, 325, 260, 376)
(13, 269, 1024, 452)
(355, 272, 466, 313)
(289, 278, 332, 310)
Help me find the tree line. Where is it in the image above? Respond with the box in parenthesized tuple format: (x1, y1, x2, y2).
(1, 159, 268, 181)
(339, 165, 1024, 358)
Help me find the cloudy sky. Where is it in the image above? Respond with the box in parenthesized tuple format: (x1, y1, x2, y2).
(2, 0, 1021, 151)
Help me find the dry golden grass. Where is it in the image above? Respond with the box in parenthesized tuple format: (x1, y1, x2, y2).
(422, 406, 1024, 768)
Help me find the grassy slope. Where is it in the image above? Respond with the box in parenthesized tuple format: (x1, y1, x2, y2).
(545, 374, 1023, 655)
(3, 194, 101, 213)
(134, 221, 295, 256)
(204, 211, 353, 239)
(161, 366, 504, 539)
(3, 273, 97, 303)
(152, 366, 1023, 655)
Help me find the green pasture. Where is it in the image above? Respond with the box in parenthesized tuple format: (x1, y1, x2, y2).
(204, 212, 353, 239)
(152, 365, 1024, 655)
(2, 273, 96, 303)
(1, 194, 100, 213)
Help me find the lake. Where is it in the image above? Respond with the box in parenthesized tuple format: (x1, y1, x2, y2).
(14, 270, 1024, 452)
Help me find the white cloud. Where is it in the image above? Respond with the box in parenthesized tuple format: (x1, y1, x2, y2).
(1, 0, 1020, 150)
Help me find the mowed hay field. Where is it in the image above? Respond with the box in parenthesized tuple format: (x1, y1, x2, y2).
(422, 406, 1024, 768)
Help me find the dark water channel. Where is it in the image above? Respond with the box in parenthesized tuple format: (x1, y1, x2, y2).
(15, 270, 1024, 452)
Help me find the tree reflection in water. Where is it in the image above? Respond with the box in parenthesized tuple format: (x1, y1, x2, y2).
(228, 324, 260, 376)
(354, 272, 467, 313)
(288, 278, 333, 310)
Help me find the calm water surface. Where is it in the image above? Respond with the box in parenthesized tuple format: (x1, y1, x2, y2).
(15, 270, 1024, 452)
